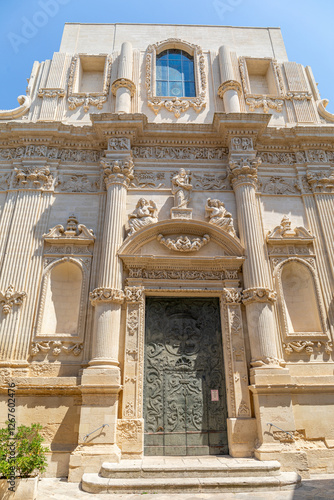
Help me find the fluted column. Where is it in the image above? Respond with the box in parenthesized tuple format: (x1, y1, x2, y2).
(229, 144, 281, 368)
(218, 45, 241, 113)
(112, 42, 136, 114)
(88, 155, 133, 368)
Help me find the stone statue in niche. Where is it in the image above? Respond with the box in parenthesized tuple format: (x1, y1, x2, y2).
(205, 198, 236, 236)
(128, 198, 158, 236)
(171, 168, 192, 208)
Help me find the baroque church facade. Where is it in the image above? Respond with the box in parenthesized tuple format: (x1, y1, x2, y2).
(1, 22, 334, 487)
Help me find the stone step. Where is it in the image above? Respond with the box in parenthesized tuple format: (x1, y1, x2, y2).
(100, 458, 282, 479)
(82, 471, 301, 494)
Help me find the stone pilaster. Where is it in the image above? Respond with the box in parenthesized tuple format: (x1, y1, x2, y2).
(218, 45, 241, 113)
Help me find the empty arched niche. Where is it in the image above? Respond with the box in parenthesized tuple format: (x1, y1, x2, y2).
(281, 260, 322, 334)
(41, 261, 82, 335)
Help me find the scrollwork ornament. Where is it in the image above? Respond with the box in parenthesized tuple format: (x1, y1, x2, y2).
(89, 287, 125, 306)
(0, 285, 27, 315)
(242, 287, 277, 305)
(124, 286, 144, 303)
(222, 288, 242, 304)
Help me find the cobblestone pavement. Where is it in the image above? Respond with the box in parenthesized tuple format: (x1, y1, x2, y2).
(36, 474, 334, 500)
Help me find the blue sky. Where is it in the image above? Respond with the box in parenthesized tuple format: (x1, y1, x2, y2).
(1, 0, 333, 112)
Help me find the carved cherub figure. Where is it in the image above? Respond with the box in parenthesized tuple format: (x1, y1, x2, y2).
(205, 198, 236, 236)
(171, 168, 192, 208)
(128, 198, 158, 236)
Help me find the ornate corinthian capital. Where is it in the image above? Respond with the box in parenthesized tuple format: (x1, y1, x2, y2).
(222, 288, 242, 304)
(228, 157, 261, 188)
(89, 287, 125, 306)
(242, 287, 277, 305)
(101, 158, 134, 189)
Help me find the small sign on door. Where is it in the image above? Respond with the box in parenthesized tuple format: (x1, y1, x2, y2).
(211, 389, 219, 402)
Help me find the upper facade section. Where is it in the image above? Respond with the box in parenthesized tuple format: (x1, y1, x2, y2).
(1, 23, 333, 126)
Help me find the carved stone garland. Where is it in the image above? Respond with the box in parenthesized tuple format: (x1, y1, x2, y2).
(145, 38, 207, 118)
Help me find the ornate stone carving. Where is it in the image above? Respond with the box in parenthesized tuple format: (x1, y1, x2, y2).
(124, 286, 144, 303)
(67, 55, 112, 112)
(132, 146, 227, 160)
(130, 171, 166, 189)
(101, 158, 134, 188)
(283, 341, 333, 356)
(89, 287, 125, 306)
(267, 215, 313, 241)
(205, 198, 236, 236)
(246, 96, 284, 113)
(0, 173, 11, 191)
(0, 285, 27, 315)
(58, 174, 100, 193)
(38, 88, 65, 98)
(0, 146, 101, 162)
(307, 150, 328, 162)
(218, 80, 242, 98)
(222, 288, 242, 304)
(286, 91, 312, 101)
(127, 310, 139, 336)
(306, 170, 334, 193)
(128, 198, 158, 236)
(260, 176, 300, 195)
(171, 169, 192, 208)
(193, 173, 228, 191)
(0, 94, 31, 120)
(111, 78, 136, 97)
(108, 138, 131, 150)
(44, 215, 95, 244)
(14, 166, 54, 190)
(157, 234, 210, 252)
(30, 341, 83, 356)
(117, 419, 143, 442)
(230, 137, 253, 151)
(242, 287, 277, 305)
(128, 268, 225, 281)
(259, 151, 306, 164)
(228, 157, 260, 188)
(146, 38, 206, 117)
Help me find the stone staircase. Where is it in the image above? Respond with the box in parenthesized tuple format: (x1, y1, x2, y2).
(81, 456, 301, 494)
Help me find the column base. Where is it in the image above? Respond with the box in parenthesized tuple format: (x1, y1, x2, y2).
(68, 444, 121, 482)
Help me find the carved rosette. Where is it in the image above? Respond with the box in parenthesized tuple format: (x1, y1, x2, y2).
(217, 80, 242, 99)
(89, 287, 125, 306)
(228, 157, 260, 188)
(111, 78, 136, 97)
(242, 287, 277, 305)
(0, 285, 27, 315)
(124, 286, 144, 303)
(14, 166, 54, 190)
(101, 158, 134, 189)
(157, 234, 210, 252)
(222, 288, 242, 304)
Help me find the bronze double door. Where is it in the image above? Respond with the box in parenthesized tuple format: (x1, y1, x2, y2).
(144, 297, 228, 456)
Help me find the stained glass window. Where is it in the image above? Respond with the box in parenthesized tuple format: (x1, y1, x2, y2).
(156, 49, 196, 98)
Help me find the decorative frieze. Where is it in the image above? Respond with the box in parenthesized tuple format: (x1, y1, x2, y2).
(89, 287, 125, 306)
(259, 151, 306, 164)
(30, 341, 83, 356)
(132, 146, 227, 160)
(128, 267, 227, 281)
(157, 234, 210, 252)
(260, 176, 300, 195)
(58, 174, 100, 193)
(193, 173, 229, 190)
(0, 146, 101, 162)
(0, 285, 27, 315)
(130, 171, 166, 189)
(283, 341, 333, 356)
(242, 287, 277, 305)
